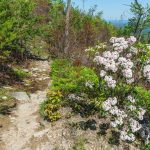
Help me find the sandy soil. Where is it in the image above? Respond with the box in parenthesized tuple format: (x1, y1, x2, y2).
(0, 61, 50, 150)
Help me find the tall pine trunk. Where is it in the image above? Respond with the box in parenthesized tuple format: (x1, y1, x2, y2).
(64, 0, 71, 55)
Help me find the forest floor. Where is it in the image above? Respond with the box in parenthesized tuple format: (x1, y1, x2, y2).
(0, 60, 138, 150)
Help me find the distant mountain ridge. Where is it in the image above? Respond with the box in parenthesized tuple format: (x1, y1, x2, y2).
(106, 20, 128, 28)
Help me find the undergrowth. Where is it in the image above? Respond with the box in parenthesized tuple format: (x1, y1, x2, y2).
(40, 59, 150, 148)
(0, 88, 16, 115)
(13, 68, 30, 80)
(40, 59, 103, 121)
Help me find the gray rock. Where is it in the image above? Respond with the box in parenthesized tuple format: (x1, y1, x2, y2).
(48, 80, 52, 87)
(2, 96, 8, 100)
(2, 86, 13, 90)
(139, 124, 150, 143)
(37, 78, 43, 81)
(43, 77, 50, 80)
(33, 129, 49, 138)
(22, 69, 29, 72)
(10, 92, 30, 102)
(31, 68, 39, 72)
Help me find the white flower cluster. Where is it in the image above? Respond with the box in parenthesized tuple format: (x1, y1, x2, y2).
(127, 95, 135, 103)
(110, 36, 136, 46)
(143, 64, 150, 82)
(100, 70, 106, 77)
(130, 46, 138, 54)
(104, 76, 116, 88)
(102, 97, 128, 128)
(85, 43, 106, 53)
(120, 130, 135, 142)
(127, 36, 137, 45)
(94, 37, 137, 87)
(85, 47, 94, 52)
(111, 117, 123, 127)
(94, 51, 119, 73)
(126, 78, 134, 84)
(146, 59, 150, 64)
(138, 108, 146, 120)
(147, 45, 150, 50)
(68, 94, 76, 100)
(95, 44, 106, 49)
(118, 57, 134, 81)
(129, 105, 136, 111)
(129, 118, 142, 133)
(92, 36, 149, 142)
(102, 97, 117, 111)
(109, 36, 136, 54)
(127, 95, 146, 120)
(112, 39, 128, 53)
(68, 94, 83, 101)
(126, 53, 132, 58)
(85, 81, 94, 89)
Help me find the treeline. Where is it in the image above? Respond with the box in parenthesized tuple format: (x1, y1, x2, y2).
(45, 0, 118, 57)
(119, 0, 150, 43)
(0, 0, 119, 65)
(1, 0, 150, 65)
(0, 0, 39, 64)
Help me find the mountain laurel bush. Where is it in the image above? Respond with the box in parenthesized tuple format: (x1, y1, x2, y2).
(86, 36, 150, 143)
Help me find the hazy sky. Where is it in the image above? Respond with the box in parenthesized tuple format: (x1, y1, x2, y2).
(69, 0, 150, 20)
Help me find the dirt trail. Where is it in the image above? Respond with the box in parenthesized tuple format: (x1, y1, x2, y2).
(0, 61, 51, 150)
(0, 61, 139, 150)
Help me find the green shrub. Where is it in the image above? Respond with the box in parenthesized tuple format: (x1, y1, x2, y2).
(71, 137, 86, 150)
(134, 86, 150, 111)
(13, 68, 30, 79)
(40, 90, 62, 122)
(51, 59, 99, 96)
(0, 88, 16, 114)
(141, 143, 150, 150)
(0, 0, 38, 62)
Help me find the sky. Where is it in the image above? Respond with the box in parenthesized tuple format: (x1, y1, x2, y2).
(69, 0, 150, 20)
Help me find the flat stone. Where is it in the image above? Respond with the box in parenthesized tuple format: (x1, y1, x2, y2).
(22, 69, 29, 72)
(31, 68, 39, 72)
(33, 129, 49, 138)
(10, 92, 30, 102)
(41, 69, 46, 72)
(48, 81, 52, 87)
(37, 78, 43, 81)
(24, 84, 30, 86)
(2, 86, 13, 90)
(43, 77, 50, 80)
(32, 74, 38, 77)
(2, 96, 8, 100)
(147, 44, 150, 50)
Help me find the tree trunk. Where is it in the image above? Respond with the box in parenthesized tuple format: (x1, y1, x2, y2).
(64, 0, 71, 55)
(133, 0, 143, 39)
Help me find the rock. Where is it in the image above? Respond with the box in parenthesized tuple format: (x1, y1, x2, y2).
(37, 78, 43, 81)
(22, 69, 29, 72)
(24, 83, 30, 86)
(33, 129, 49, 138)
(43, 77, 50, 80)
(2, 96, 8, 100)
(147, 44, 150, 50)
(2, 86, 13, 90)
(10, 92, 30, 102)
(31, 68, 39, 72)
(9, 117, 16, 123)
(37, 77, 50, 81)
(48, 81, 52, 87)
(32, 74, 38, 77)
(138, 122, 150, 144)
(42, 69, 46, 72)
